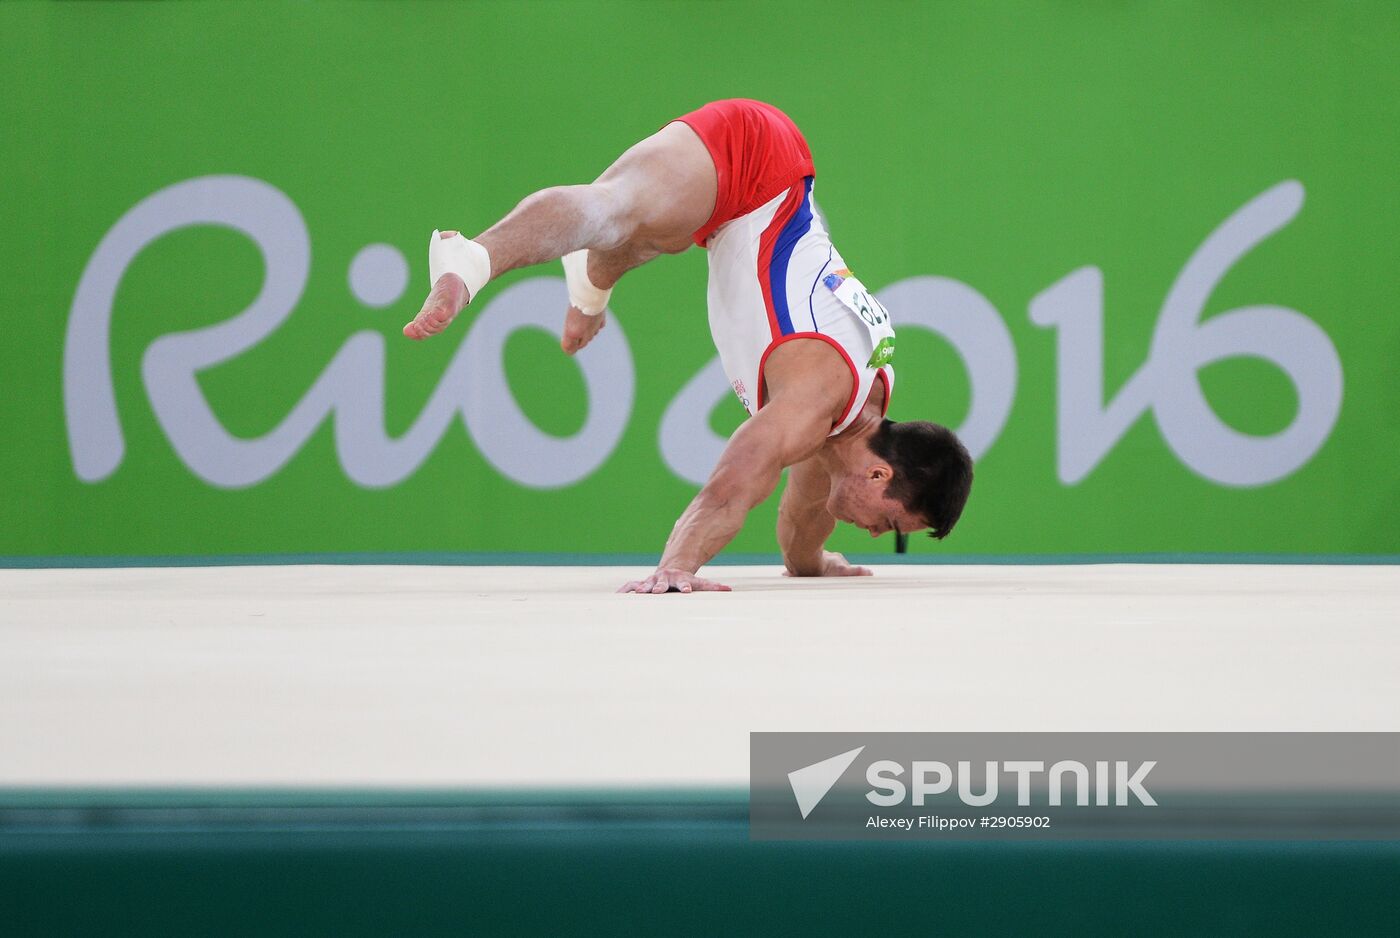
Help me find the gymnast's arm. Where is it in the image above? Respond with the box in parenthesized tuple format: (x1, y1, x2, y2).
(617, 394, 835, 594)
(776, 457, 834, 575)
(774, 458, 871, 578)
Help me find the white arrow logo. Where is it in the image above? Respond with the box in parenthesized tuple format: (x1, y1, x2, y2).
(787, 746, 866, 819)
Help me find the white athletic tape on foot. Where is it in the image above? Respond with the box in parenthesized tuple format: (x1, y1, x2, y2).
(428, 230, 492, 299)
(562, 250, 611, 316)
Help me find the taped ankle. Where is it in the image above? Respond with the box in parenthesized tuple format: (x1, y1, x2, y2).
(428, 230, 492, 299)
(562, 250, 611, 316)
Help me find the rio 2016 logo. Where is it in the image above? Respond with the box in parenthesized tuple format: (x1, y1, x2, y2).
(63, 176, 1341, 490)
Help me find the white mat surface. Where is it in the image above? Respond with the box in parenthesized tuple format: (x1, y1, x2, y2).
(1, 564, 1397, 786)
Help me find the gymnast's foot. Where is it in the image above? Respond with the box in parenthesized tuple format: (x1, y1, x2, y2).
(561, 305, 607, 356)
(404, 231, 472, 340)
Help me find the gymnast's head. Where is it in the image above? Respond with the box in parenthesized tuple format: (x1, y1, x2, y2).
(827, 419, 974, 540)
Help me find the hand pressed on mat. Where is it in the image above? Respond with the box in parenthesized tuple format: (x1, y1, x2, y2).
(617, 568, 732, 594)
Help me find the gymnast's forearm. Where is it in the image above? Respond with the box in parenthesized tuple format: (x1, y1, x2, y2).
(777, 497, 835, 576)
(658, 487, 757, 574)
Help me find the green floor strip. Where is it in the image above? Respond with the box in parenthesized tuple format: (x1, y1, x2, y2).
(3, 552, 1398, 569)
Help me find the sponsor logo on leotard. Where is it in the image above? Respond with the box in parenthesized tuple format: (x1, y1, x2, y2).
(867, 337, 896, 369)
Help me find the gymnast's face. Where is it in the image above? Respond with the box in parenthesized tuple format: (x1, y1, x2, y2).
(826, 465, 926, 538)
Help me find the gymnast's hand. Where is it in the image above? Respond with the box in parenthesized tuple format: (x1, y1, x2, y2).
(783, 551, 873, 578)
(618, 567, 732, 594)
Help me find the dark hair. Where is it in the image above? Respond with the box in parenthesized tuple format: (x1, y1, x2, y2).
(868, 419, 973, 539)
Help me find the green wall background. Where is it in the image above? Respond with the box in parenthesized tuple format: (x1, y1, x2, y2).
(3, 0, 1398, 559)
